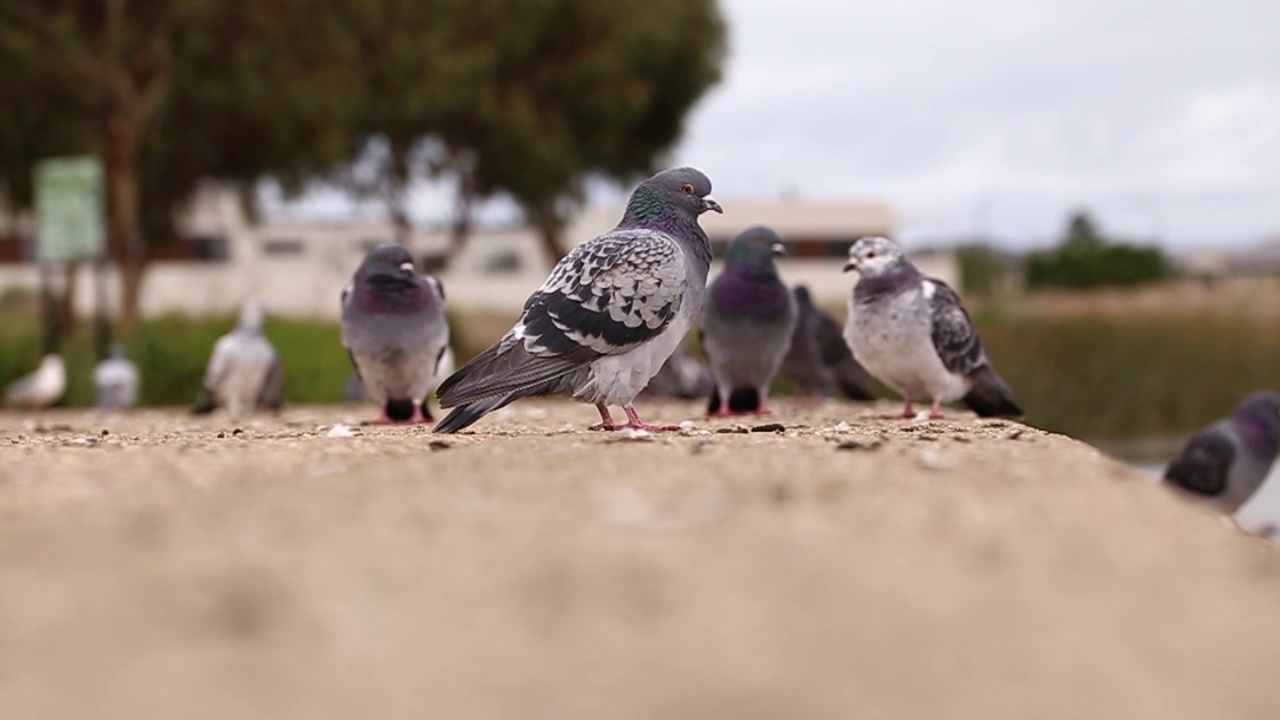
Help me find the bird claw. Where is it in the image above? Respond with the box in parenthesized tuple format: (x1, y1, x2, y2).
(589, 420, 618, 431)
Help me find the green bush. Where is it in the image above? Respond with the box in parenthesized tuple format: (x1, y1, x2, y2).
(1026, 243, 1168, 290)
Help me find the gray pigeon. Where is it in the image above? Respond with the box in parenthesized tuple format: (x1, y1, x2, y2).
(341, 244, 450, 423)
(192, 298, 282, 417)
(93, 343, 140, 409)
(1164, 392, 1280, 513)
(779, 285, 875, 401)
(642, 334, 713, 400)
(699, 226, 797, 416)
(4, 354, 66, 409)
(842, 236, 1021, 419)
(434, 166, 721, 433)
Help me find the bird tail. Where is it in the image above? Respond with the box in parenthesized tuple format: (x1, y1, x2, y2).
(192, 388, 218, 415)
(1164, 436, 1231, 498)
(434, 393, 516, 434)
(961, 366, 1023, 418)
(833, 358, 876, 401)
(385, 398, 415, 422)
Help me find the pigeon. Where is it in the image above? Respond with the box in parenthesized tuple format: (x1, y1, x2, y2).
(699, 226, 797, 416)
(434, 166, 721, 433)
(779, 285, 875, 401)
(4, 354, 66, 409)
(93, 343, 140, 409)
(192, 298, 283, 417)
(341, 244, 451, 423)
(642, 334, 712, 399)
(1164, 391, 1280, 513)
(842, 236, 1022, 419)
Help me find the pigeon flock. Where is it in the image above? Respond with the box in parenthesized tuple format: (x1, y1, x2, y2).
(2, 164, 1276, 526)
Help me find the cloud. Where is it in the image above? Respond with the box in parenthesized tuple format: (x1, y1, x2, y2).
(670, 0, 1280, 247)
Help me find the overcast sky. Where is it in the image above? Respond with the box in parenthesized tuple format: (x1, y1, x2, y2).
(271, 0, 1280, 250)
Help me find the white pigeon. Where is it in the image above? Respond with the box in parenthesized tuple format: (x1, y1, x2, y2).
(93, 343, 141, 409)
(842, 236, 1022, 420)
(192, 298, 282, 417)
(433, 166, 722, 433)
(4, 354, 66, 409)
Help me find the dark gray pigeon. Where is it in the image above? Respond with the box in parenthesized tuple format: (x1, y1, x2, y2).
(434, 166, 721, 433)
(779, 285, 875, 402)
(93, 343, 140, 409)
(642, 334, 712, 400)
(1164, 392, 1280, 513)
(699, 226, 797, 416)
(842, 236, 1021, 419)
(341, 244, 450, 423)
(192, 299, 282, 417)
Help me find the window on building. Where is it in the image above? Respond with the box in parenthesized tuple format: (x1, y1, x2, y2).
(262, 238, 304, 256)
(190, 235, 230, 261)
(484, 250, 521, 274)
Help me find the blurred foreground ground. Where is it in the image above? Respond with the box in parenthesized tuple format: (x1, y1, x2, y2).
(1, 400, 1279, 719)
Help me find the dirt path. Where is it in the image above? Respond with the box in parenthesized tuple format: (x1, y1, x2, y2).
(1, 401, 1278, 719)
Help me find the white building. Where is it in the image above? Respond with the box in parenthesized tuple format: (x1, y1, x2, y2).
(0, 189, 960, 319)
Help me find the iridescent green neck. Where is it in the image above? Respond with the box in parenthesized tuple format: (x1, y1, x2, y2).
(624, 186, 664, 222)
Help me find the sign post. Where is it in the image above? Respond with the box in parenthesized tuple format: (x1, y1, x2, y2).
(34, 156, 106, 357)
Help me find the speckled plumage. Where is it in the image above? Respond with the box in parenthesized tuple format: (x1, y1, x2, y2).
(1165, 392, 1280, 512)
(434, 166, 721, 433)
(843, 237, 1021, 419)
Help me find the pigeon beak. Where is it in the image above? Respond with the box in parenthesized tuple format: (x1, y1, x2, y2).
(842, 258, 859, 273)
(399, 261, 415, 274)
(771, 243, 786, 257)
(701, 196, 723, 214)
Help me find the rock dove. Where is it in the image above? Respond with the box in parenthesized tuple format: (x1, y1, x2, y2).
(3, 354, 66, 409)
(341, 244, 451, 423)
(434, 166, 721, 433)
(699, 226, 797, 416)
(1164, 391, 1280, 513)
(779, 285, 875, 402)
(192, 298, 283, 417)
(93, 343, 140, 409)
(842, 236, 1022, 419)
(642, 334, 712, 400)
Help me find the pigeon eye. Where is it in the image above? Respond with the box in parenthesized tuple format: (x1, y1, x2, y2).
(681, 183, 694, 195)
(867, 251, 877, 259)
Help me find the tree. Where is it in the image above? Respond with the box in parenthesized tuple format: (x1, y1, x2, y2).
(0, 0, 359, 324)
(1025, 210, 1168, 290)
(444, 0, 727, 263)
(332, 0, 496, 246)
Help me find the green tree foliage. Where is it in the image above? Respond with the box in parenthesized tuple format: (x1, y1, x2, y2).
(1025, 211, 1169, 290)
(443, 0, 727, 261)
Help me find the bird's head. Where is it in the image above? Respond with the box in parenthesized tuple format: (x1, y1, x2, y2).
(843, 236, 904, 277)
(725, 225, 787, 270)
(626, 166, 722, 224)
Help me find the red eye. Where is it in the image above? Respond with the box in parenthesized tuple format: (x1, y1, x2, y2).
(681, 183, 694, 195)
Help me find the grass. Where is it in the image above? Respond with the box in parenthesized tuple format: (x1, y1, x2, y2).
(2, 307, 1277, 444)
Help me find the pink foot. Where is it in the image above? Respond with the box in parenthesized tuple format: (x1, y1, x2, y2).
(590, 403, 618, 431)
(623, 406, 681, 432)
(413, 405, 435, 425)
(927, 399, 944, 420)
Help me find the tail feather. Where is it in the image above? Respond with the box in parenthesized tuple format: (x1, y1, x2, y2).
(962, 366, 1023, 418)
(434, 394, 517, 434)
(437, 341, 589, 408)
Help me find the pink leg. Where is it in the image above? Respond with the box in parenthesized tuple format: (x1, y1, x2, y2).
(928, 398, 944, 420)
(883, 399, 915, 419)
(752, 398, 773, 416)
(590, 403, 618, 431)
(623, 405, 681, 432)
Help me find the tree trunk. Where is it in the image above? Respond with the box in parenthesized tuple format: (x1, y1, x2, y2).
(532, 202, 567, 266)
(58, 260, 79, 331)
(105, 109, 144, 327)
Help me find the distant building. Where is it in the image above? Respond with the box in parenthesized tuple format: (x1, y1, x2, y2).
(0, 188, 936, 319)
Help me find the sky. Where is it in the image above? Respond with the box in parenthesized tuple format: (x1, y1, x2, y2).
(269, 0, 1280, 251)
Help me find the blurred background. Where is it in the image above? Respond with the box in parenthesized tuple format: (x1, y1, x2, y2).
(1, 0, 1278, 464)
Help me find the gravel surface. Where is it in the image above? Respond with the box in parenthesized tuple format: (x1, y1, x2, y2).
(1, 400, 1278, 719)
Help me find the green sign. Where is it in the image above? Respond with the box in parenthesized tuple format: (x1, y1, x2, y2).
(35, 156, 104, 262)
